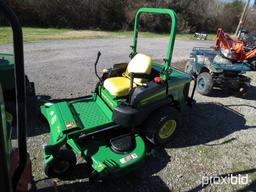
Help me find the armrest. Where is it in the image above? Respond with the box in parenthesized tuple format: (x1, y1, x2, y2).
(129, 72, 151, 79)
(112, 63, 128, 75)
(113, 63, 128, 69)
(104, 63, 128, 78)
(128, 72, 151, 92)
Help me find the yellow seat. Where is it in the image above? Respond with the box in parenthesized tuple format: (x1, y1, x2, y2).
(103, 77, 136, 97)
(103, 53, 152, 97)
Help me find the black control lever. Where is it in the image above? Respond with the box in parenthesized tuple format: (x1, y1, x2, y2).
(94, 51, 102, 83)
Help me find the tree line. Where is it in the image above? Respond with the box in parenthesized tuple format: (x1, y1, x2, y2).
(1, 0, 254, 34)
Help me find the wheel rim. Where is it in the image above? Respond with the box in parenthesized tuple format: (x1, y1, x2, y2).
(197, 77, 205, 90)
(52, 160, 70, 174)
(159, 119, 177, 139)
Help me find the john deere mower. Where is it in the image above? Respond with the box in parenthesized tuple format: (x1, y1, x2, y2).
(185, 28, 256, 96)
(40, 8, 194, 180)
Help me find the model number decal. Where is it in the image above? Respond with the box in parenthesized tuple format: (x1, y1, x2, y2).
(120, 153, 138, 164)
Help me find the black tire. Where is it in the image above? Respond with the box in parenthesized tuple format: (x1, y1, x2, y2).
(184, 60, 194, 76)
(196, 72, 213, 95)
(228, 81, 240, 92)
(44, 149, 77, 178)
(143, 106, 181, 145)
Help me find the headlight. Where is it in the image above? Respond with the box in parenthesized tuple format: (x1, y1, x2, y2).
(220, 48, 232, 59)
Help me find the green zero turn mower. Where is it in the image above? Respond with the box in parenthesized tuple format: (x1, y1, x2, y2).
(40, 8, 196, 180)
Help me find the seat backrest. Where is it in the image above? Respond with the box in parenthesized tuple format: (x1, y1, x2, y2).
(124, 53, 152, 83)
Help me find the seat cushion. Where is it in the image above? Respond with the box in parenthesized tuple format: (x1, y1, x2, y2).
(124, 53, 152, 83)
(103, 77, 136, 97)
(104, 53, 152, 97)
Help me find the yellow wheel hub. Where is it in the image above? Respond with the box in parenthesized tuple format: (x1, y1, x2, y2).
(159, 119, 176, 139)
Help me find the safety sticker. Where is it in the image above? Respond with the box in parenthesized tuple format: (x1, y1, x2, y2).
(120, 153, 138, 164)
(66, 121, 76, 129)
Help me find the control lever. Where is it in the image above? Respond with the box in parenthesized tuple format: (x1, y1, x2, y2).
(94, 51, 102, 83)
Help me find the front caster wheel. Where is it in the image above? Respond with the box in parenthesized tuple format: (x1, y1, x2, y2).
(44, 149, 77, 178)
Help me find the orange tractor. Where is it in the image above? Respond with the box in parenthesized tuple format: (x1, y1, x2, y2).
(215, 28, 256, 63)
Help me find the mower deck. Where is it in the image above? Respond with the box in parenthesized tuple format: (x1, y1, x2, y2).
(41, 95, 147, 177)
(84, 134, 145, 176)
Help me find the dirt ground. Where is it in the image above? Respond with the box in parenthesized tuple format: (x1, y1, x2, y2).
(2, 38, 255, 191)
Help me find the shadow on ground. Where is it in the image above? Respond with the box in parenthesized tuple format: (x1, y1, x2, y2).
(206, 84, 256, 100)
(36, 175, 170, 192)
(35, 147, 171, 192)
(166, 102, 255, 148)
(5, 95, 50, 138)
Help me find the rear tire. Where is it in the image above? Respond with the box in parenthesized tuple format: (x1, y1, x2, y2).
(44, 149, 77, 178)
(143, 106, 181, 145)
(228, 81, 240, 92)
(196, 72, 213, 95)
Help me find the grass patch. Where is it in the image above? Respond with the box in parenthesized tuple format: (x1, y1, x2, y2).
(0, 27, 215, 45)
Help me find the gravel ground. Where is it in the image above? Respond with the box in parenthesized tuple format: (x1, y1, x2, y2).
(0, 38, 210, 98)
(1, 38, 256, 192)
